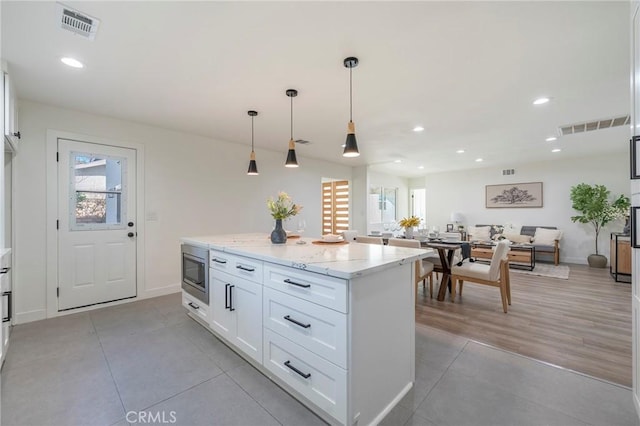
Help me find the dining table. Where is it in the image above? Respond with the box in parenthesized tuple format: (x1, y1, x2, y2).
(421, 241, 463, 301)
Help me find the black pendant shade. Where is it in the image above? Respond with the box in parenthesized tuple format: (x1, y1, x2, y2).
(247, 110, 259, 175)
(343, 121, 359, 158)
(285, 89, 299, 168)
(285, 139, 298, 168)
(343, 57, 360, 158)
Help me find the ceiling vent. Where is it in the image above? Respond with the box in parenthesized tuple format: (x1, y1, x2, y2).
(56, 3, 100, 40)
(294, 139, 311, 145)
(559, 115, 629, 136)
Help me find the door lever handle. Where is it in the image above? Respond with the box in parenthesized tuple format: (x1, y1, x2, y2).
(127, 232, 135, 237)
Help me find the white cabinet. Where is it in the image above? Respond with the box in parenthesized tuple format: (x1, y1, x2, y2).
(209, 266, 262, 363)
(182, 241, 415, 426)
(182, 290, 209, 324)
(0, 250, 11, 366)
(2, 68, 19, 151)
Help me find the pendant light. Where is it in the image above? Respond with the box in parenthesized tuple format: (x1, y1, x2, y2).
(285, 89, 299, 168)
(247, 110, 259, 175)
(343, 56, 360, 157)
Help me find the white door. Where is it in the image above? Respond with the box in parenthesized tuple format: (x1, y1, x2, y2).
(57, 139, 137, 310)
(233, 279, 262, 362)
(210, 271, 234, 337)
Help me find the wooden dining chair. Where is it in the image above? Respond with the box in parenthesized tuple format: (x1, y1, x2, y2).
(387, 238, 435, 299)
(450, 240, 511, 313)
(355, 236, 384, 245)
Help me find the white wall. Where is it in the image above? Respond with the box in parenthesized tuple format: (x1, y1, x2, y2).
(15, 100, 352, 323)
(410, 153, 629, 264)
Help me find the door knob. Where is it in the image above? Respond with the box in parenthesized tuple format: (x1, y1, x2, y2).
(128, 222, 134, 227)
(128, 232, 134, 237)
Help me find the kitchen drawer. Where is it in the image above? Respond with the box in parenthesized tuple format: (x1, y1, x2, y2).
(263, 329, 347, 424)
(182, 291, 209, 323)
(210, 250, 263, 284)
(263, 287, 347, 368)
(263, 264, 347, 313)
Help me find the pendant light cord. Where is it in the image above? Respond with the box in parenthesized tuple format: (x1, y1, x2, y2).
(290, 95, 294, 140)
(349, 67, 353, 122)
(251, 115, 255, 152)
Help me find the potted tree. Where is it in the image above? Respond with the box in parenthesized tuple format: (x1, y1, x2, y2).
(569, 183, 630, 268)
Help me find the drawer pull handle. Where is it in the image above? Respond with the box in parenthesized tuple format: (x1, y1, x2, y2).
(212, 258, 227, 264)
(236, 265, 255, 272)
(225, 283, 230, 309)
(188, 302, 199, 310)
(284, 278, 310, 288)
(284, 360, 311, 379)
(284, 315, 311, 329)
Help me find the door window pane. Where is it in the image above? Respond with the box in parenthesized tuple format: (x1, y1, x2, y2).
(70, 152, 127, 230)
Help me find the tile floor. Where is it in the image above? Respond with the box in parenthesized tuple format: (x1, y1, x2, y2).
(1, 293, 637, 426)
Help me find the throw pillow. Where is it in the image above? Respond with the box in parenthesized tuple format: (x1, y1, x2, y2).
(503, 232, 532, 244)
(533, 228, 562, 246)
(468, 226, 491, 241)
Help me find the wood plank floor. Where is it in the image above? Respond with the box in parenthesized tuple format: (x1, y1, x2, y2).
(415, 263, 632, 387)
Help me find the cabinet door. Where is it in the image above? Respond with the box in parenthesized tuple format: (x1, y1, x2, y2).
(209, 269, 234, 339)
(232, 279, 262, 363)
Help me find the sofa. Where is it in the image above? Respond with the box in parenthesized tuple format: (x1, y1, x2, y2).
(467, 224, 562, 265)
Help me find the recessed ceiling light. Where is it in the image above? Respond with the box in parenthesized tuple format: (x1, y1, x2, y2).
(394, 159, 402, 163)
(533, 97, 550, 105)
(418, 165, 424, 169)
(456, 149, 465, 154)
(545, 136, 557, 142)
(61, 57, 84, 68)
(552, 148, 561, 153)
(475, 158, 483, 162)
(413, 126, 424, 132)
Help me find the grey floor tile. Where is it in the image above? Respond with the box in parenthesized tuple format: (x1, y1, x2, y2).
(2, 343, 124, 426)
(379, 401, 414, 426)
(100, 325, 223, 412)
(3, 322, 101, 371)
(146, 292, 189, 326)
(415, 325, 468, 369)
(110, 419, 131, 426)
(90, 300, 168, 341)
(174, 319, 246, 372)
(404, 413, 436, 426)
(227, 363, 327, 426)
(145, 374, 281, 426)
(448, 342, 637, 426)
(398, 356, 450, 411)
(415, 370, 590, 426)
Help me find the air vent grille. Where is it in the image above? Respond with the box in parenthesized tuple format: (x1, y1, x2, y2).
(56, 3, 100, 40)
(294, 139, 311, 145)
(559, 115, 629, 136)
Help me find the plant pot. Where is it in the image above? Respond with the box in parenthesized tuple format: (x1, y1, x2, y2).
(404, 227, 414, 239)
(587, 254, 607, 268)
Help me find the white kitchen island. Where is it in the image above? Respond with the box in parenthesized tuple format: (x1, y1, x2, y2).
(181, 233, 428, 426)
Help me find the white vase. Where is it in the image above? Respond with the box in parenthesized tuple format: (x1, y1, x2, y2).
(404, 227, 414, 239)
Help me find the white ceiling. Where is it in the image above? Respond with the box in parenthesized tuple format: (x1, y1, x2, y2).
(1, 1, 631, 177)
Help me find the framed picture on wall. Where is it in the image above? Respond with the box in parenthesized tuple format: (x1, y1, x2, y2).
(486, 182, 543, 208)
(446, 224, 454, 232)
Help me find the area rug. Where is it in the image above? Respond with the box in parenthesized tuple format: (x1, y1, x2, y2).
(510, 263, 570, 280)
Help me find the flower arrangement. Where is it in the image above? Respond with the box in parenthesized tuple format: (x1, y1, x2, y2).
(398, 216, 421, 228)
(267, 192, 303, 220)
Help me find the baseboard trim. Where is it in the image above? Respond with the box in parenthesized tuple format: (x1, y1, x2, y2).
(141, 284, 181, 299)
(14, 309, 46, 325)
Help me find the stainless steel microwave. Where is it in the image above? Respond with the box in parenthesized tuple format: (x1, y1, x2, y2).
(181, 244, 209, 304)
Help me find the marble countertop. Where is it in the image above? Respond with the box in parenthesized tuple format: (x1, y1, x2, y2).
(181, 233, 431, 279)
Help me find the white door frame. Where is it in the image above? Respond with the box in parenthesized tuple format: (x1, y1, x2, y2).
(45, 130, 145, 318)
